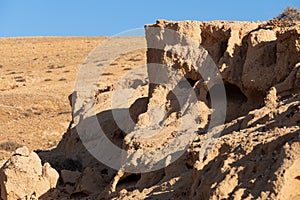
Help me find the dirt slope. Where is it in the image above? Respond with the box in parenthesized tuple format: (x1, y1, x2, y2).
(0, 37, 105, 159)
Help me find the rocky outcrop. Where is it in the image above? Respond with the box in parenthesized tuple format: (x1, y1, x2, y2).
(24, 20, 299, 199)
(145, 20, 300, 121)
(136, 20, 299, 200)
(0, 146, 59, 200)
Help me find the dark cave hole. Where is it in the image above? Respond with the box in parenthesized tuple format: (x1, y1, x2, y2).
(117, 174, 141, 186)
(219, 41, 228, 60)
(206, 82, 248, 121)
(224, 82, 247, 103)
(187, 78, 198, 87)
(206, 82, 247, 106)
(177, 78, 198, 89)
(101, 168, 108, 175)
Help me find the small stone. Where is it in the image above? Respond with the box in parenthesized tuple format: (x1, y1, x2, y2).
(61, 169, 81, 185)
(75, 167, 103, 195)
(250, 179, 255, 184)
(120, 189, 127, 195)
(14, 146, 30, 156)
(0, 146, 59, 200)
(64, 184, 75, 195)
(43, 162, 59, 188)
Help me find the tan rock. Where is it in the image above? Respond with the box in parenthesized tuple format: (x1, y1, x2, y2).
(264, 87, 277, 108)
(13, 146, 30, 157)
(43, 162, 59, 188)
(0, 147, 59, 200)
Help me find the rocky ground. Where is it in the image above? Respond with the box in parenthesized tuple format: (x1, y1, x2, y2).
(0, 20, 299, 200)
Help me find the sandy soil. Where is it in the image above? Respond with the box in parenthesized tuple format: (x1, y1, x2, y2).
(0, 37, 106, 159)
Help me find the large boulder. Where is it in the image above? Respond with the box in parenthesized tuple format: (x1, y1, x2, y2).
(0, 146, 59, 200)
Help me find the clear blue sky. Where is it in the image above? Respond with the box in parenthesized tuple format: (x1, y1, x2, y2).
(0, 0, 299, 37)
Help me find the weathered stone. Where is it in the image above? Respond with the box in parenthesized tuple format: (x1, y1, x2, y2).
(61, 169, 81, 185)
(145, 20, 300, 121)
(13, 146, 30, 157)
(43, 162, 59, 188)
(0, 147, 59, 200)
(75, 167, 103, 195)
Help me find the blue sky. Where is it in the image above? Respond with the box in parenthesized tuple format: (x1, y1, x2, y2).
(0, 0, 299, 37)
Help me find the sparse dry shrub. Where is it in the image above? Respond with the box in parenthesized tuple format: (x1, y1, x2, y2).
(264, 6, 300, 29)
(277, 6, 300, 21)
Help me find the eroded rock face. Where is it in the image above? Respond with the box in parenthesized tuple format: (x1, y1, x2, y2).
(142, 20, 300, 200)
(0, 146, 59, 200)
(145, 20, 300, 121)
(35, 20, 299, 200)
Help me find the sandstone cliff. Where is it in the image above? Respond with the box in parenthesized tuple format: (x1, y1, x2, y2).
(139, 19, 300, 200)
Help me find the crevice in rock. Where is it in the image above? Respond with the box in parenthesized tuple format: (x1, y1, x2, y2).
(186, 78, 198, 87)
(219, 41, 228, 62)
(224, 82, 247, 104)
(206, 81, 248, 122)
(116, 174, 141, 189)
